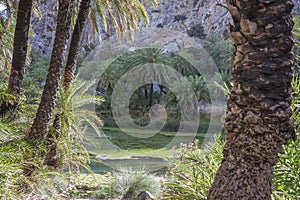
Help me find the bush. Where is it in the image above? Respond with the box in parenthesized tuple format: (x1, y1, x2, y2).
(70, 173, 116, 199)
(162, 136, 223, 200)
(0, 164, 27, 199)
(0, 138, 47, 199)
(174, 14, 187, 22)
(272, 136, 300, 200)
(25, 57, 50, 84)
(113, 167, 161, 199)
(187, 24, 206, 39)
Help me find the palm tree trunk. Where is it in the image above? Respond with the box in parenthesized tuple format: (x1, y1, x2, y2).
(144, 87, 148, 100)
(0, 0, 32, 116)
(149, 83, 154, 107)
(45, 0, 91, 167)
(159, 85, 164, 103)
(63, 0, 91, 89)
(29, 0, 73, 139)
(43, 113, 61, 167)
(208, 0, 296, 199)
(137, 88, 143, 109)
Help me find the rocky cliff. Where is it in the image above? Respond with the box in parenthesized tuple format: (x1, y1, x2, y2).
(31, 0, 57, 56)
(31, 0, 300, 57)
(145, 0, 231, 36)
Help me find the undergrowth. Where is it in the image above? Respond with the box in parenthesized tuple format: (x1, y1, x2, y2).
(162, 137, 223, 200)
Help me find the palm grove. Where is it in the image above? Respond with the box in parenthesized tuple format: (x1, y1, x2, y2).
(0, 0, 299, 199)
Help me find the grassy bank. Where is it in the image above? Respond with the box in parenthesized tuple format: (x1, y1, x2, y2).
(83, 127, 218, 173)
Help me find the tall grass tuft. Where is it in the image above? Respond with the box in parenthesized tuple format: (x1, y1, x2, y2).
(162, 137, 223, 200)
(113, 166, 161, 199)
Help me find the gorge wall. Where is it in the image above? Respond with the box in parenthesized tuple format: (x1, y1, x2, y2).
(31, 0, 300, 57)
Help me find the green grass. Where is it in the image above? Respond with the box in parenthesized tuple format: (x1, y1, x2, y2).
(84, 127, 214, 156)
(87, 127, 210, 151)
(83, 127, 218, 173)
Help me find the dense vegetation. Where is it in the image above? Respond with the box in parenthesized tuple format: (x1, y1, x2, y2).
(0, 1, 299, 200)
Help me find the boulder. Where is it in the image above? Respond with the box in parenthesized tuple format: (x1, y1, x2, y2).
(135, 191, 155, 200)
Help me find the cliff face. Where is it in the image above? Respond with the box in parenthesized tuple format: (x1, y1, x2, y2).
(145, 0, 231, 36)
(31, 0, 57, 56)
(31, 0, 300, 57)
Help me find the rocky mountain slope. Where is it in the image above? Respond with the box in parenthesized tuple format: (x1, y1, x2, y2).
(31, 0, 300, 57)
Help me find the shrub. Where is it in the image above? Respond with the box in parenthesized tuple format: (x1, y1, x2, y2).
(113, 167, 161, 199)
(0, 138, 46, 199)
(0, 78, 104, 199)
(174, 14, 187, 22)
(0, 164, 27, 199)
(187, 24, 206, 39)
(162, 136, 223, 200)
(25, 57, 50, 84)
(69, 173, 116, 199)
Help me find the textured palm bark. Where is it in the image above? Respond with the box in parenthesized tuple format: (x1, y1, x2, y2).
(63, 0, 91, 89)
(44, 113, 61, 167)
(0, 0, 32, 116)
(44, 0, 92, 168)
(30, 0, 73, 139)
(207, 0, 296, 199)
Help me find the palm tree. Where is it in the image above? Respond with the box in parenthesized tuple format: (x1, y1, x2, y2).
(44, 80, 104, 168)
(30, 0, 155, 140)
(63, 0, 91, 89)
(63, 0, 158, 89)
(97, 62, 123, 95)
(207, 1, 296, 199)
(0, 0, 32, 116)
(30, 0, 157, 146)
(170, 53, 199, 76)
(164, 75, 209, 119)
(110, 48, 171, 109)
(29, 0, 74, 139)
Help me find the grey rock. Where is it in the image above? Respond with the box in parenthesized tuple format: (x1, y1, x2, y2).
(135, 191, 155, 200)
(31, 0, 57, 57)
(30, 0, 300, 57)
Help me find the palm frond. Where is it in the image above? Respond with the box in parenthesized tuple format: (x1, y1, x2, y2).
(52, 78, 104, 171)
(90, 0, 152, 40)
